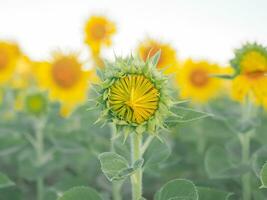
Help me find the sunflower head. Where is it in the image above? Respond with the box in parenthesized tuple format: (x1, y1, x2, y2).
(0, 41, 21, 85)
(138, 38, 178, 74)
(230, 43, 267, 106)
(93, 53, 173, 135)
(176, 59, 224, 103)
(231, 43, 267, 75)
(36, 52, 92, 117)
(25, 93, 47, 116)
(84, 15, 116, 55)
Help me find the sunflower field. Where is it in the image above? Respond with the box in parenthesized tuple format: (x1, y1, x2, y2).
(1, 2, 267, 200)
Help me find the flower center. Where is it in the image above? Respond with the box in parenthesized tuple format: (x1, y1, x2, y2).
(0, 49, 8, 71)
(109, 75, 159, 124)
(52, 58, 81, 88)
(245, 70, 265, 80)
(91, 23, 106, 40)
(190, 69, 209, 87)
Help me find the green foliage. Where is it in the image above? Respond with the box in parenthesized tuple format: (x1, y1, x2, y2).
(155, 179, 198, 200)
(260, 163, 267, 188)
(57, 186, 102, 200)
(0, 172, 15, 189)
(197, 187, 233, 200)
(143, 138, 171, 169)
(98, 152, 143, 182)
(205, 145, 249, 179)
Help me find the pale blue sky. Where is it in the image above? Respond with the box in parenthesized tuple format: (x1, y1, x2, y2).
(0, 0, 267, 65)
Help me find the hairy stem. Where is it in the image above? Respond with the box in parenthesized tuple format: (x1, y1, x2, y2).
(131, 133, 143, 200)
(240, 133, 251, 200)
(35, 120, 44, 200)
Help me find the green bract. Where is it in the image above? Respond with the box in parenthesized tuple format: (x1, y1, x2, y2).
(93, 52, 173, 136)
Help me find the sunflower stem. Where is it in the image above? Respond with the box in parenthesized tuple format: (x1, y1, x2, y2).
(239, 99, 253, 200)
(110, 124, 122, 200)
(239, 132, 251, 200)
(131, 133, 143, 200)
(35, 119, 44, 200)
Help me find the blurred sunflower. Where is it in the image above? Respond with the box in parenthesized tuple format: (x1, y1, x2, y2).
(36, 52, 92, 116)
(230, 43, 267, 107)
(84, 15, 116, 56)
(25, 92, 47, 116)
(0, 41, 21, 85)
(138, 38, 178, 74)
(12, 55, 34, 89)
(176, 59, 224, 103)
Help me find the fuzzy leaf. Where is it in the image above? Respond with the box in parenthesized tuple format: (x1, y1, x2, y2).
(98, 152, 129, 181)
(197, 187, 233, 200)
(155, 179, 198, 200)
(57, 186, 102, 200)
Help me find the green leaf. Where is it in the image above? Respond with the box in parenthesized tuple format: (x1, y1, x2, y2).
(197, 187, 233, 200)
(167, 106, 211, 126)
(0, 172, 15, 189)
(57, 186, 102, 200)
(205, 145, 249, 179)
(133, 158, 144, 170)
(260, 162, 267, 188)
(155, 179, 198, 200)
(98, 152, 129, 181)
(143, 138, 171, 169)
(252, 146, 267, 177)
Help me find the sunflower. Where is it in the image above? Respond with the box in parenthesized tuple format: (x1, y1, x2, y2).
(84, 15, 116, 56)
(36, 52, 92, 116)
(94, 54, 173, 135)
(0, 41, 21, 85)
(230, 43, 267, 107)
(25, 92, 47, 116)
(176, 59, 224, 103)
(12, 55, 34, 89)
(137, 38, 178, 74)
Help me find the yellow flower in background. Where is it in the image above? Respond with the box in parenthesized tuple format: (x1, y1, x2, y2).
(12, 55, 34, 89)
(36, 52, 92, 117)
(138, 38, 178, 74)
(176, 59, 224, 103)
(230, 43, 267, 107)
(0, 41, 21, 85)
(84, 15, 116, 55)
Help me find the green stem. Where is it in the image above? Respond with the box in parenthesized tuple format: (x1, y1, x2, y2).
(131, 133, 143, 200)
(112, 181, 122, 200)
(110, 124, 122, 200)
(239, 132, 251, 200)
(37, 177, 44, 200)
(35, 120, 44, 200)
